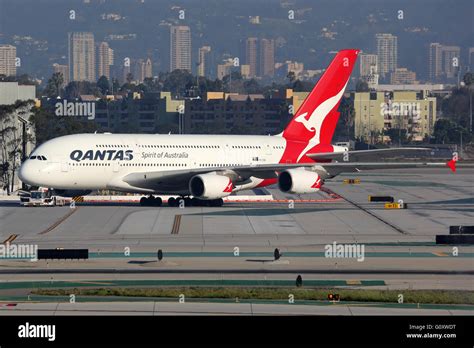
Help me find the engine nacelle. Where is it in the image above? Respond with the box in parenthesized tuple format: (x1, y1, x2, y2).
(278, 169, 322, 194)
(189, 173, 233, 200)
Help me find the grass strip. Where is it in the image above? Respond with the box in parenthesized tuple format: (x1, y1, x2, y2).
(31, 287, 474, 305)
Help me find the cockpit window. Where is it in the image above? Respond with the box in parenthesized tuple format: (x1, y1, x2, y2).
(29, 155, 47, 160)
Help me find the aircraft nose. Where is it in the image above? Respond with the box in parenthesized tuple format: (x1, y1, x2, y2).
(18, 160, 36, 186)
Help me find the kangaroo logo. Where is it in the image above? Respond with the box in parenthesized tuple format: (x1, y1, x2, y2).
(311, 177, 322, 189)
(295, 80, 349, 161)
(223, 179, 233, 193)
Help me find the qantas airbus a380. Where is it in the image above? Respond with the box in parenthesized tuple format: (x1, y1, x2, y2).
(19, 49, 454, 207)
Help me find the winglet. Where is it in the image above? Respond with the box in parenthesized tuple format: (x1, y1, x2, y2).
(446, 159, 456, 172)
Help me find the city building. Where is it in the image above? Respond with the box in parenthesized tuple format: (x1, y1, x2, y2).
(0, 45, 17, 77)
(429, 43, 461, 81)
(275, 61, 305, 80)
(0, 82, 35, 105)
(134, 58, 153, 83)
(442, 45, 461, 79)
(240, 64, 251, 79)
(68, 32, 96, 82)
(390, 68, 417, 85)
(353, 90, 436, 143)
(375, 33, 397, 80)
(217, 58, 233, 80)
(170, 25, 191, 72)
(359, 53, 379, 88)
(184, 91, 294, 134)
(468, 47, 474, 72)
(259, 38, 275, 77)
(197, 46, 211, 77)
(359, 53, 378, 78)
(52, 63, 70, 86)
(94, 92, 184, 133)
(244, 37, 258, 78)
(97, 41, 114, 79)
(429, 43, 444, 80)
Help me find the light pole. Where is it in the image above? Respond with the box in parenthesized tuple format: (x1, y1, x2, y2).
(470, 84, 472, 132)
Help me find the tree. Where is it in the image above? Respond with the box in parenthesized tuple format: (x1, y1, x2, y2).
(463, 72, 473, 86)
(291, 79, 313, 92)
(64, 81, 100, 99)
(0, 100, 34, 193)
(287, 71, 296, 84)
(386, 128, 408, 145)
(162, 69, 194, 97)
(44, 72, 64, 98)
(432, 118, 472, 144)
(97, 76, 110, 95)
(126, 73, 134, 84)
(29, 105, 99, 145)
(336, 96, 355, 139)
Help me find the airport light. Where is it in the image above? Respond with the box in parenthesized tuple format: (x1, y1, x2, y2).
(274, 248, 281, 260)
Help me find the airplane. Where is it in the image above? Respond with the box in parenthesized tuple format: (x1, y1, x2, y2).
(18, 49, 456, 207)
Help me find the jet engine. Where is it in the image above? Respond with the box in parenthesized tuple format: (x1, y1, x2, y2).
(278, 169, 322, 194)
(189, 173, 233, 200)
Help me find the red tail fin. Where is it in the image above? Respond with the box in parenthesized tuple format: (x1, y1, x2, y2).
(283, 49, 359, 145)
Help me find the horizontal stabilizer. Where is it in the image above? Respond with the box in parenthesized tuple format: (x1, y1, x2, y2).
(306, 147, 434, 161)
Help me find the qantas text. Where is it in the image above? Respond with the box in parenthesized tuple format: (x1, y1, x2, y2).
(70, 149, 134, 162)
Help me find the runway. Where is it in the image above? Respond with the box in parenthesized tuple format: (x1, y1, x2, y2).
(0, 167, 473, 315)
(1, 300, 472, 316)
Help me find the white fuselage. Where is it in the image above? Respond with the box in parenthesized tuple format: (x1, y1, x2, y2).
(19, 133, 292, 194)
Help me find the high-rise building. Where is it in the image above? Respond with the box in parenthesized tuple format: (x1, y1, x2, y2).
(97, 41, 114, 79)
(198, 46, 211, 77)
(0, 45, 17, 76)
(52, 63, 70, 86)
(429, 43, 444, 80)
(240, 64, 251, 79)
(442, 45, 460, 79)
(468, 47, 474, 72)
(68, 32, 95, 82)
(134, 58, 153, 83)
(244, 37, 258, 78)
(390, 68, 417, 85)
(170, 25, 191, 72)
(217, 58, 233, 80)
(144, 58, 152, 79)
(259, 38, 275, 77)
(429, 43, 461, 81)
(376, 34, 397, 80)
(359, 53, 378, 78)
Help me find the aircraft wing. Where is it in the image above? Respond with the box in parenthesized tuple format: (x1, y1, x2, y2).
(121, 160, 460, 192)
(305, 147, 434, 161)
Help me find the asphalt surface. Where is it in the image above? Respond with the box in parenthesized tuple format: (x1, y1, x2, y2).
(0, 167, 472, 315)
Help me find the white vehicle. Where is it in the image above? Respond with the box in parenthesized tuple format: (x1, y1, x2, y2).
(18, 49, 456, 207)
(20, 188, 71, 207)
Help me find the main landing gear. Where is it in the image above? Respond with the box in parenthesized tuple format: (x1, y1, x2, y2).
(139, 195, 162, 206)
(168, 197, 224, 207)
